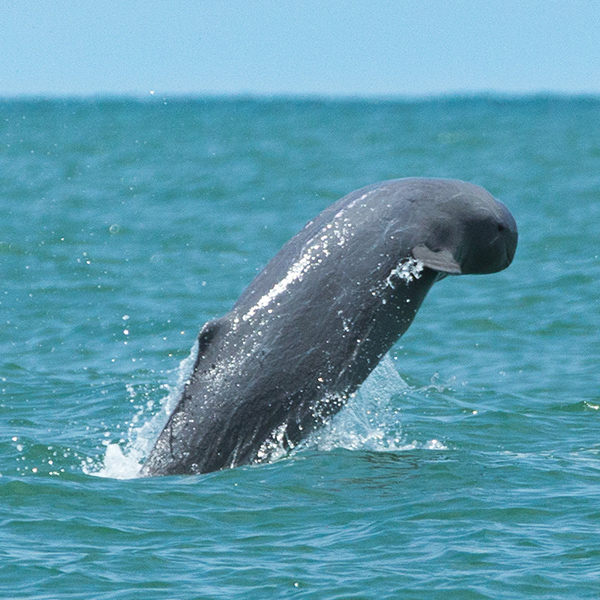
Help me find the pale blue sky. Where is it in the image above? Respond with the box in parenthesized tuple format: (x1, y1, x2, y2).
(2, 0, 599, 97)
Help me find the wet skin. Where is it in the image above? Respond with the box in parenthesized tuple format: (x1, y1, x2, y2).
(141, 178, 518, 476)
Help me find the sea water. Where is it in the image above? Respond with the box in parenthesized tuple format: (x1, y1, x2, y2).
(1, 97, 599, 599)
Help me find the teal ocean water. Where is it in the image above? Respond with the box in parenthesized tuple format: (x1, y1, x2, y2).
(1, 97, 599, 598)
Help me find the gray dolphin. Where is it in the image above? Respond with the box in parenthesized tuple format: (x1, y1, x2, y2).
(141, 178, 518, 476)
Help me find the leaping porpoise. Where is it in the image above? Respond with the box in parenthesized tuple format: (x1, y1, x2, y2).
(141, 178, 518, 476)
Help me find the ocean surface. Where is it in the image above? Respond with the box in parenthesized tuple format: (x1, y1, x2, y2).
(1, 96, 599, 599)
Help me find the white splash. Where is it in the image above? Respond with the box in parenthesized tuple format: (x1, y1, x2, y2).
(249, 356, 416, 467)
(86, 342, 198, 479)
(307, 355, 407, 453)
(386, 257, 424, 288)
(255, 423, 292, 464)
(90, 443, 142, 479)
(304, 356, 447, 455)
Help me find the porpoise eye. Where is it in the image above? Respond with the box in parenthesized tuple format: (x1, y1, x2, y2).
(497, 223, 505, 233)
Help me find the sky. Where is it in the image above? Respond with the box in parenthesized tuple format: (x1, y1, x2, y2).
(2, 0, 599, 98)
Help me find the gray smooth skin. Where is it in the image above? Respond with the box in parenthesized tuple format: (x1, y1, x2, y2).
(141, 178, 518, 476)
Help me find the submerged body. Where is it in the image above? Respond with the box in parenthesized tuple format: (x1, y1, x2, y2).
(141, 178, 517, 476)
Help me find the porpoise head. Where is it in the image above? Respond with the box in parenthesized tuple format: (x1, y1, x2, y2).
(406, 178, 518, 277)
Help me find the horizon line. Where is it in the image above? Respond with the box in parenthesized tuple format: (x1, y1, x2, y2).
(1, 90, 600, 103)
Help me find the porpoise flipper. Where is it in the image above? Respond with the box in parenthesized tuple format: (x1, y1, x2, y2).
(412, 244, 462, 274)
